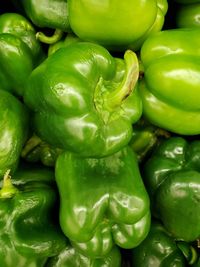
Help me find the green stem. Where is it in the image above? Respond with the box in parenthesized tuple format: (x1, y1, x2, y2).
(105, 50, 139, 110)
(21, 134, 42, 158)
(177, 241, 198, 265)
(36, 29, 63, 44)
(0, 170, 18, 198)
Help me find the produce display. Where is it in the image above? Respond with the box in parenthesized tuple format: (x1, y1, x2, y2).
(1, 0, 200, 266)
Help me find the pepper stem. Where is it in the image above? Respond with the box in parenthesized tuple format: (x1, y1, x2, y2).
(36, 29, 63, 44)
(177, 241, 198, 265)
(105, 50, 139, 110)
(21, 134, 42, 159)
(0, 170, 18, 198)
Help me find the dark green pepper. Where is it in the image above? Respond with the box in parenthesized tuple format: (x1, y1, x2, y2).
(68, 0, 168, 51)
(0, 12, 45, 96)
(139, 28, 200, 135)
(176, 3, 200, 28)
(19, 0, 70, 44)
(0, 89, 29, 178)
(19, 0, 70, 31)
(0, 164, 66, 267)
(55, 146, 150, 258)
(46, 244, 121, 267)
(24, 42, 142, 157)
(131, 220, 197, 267)
(143, 137, 200, 242)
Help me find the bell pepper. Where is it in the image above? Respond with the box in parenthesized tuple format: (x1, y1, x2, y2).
(68, 0, 168, 51)
(0, 89, 29, 178)
(21, 134, 62, 167)
(174, 0, 200, 3)
(0, 12, 45, 96)
(143, 137, 200, 242)
(55, 146, 150, 258)
(24, 42, 142, 158)
(139, 28, 200, 135)
(176, 3, 200, 28)
(131, 220, 197, 267)
(46, 244, 121, 267)
(0, 164, 66, 267)
(19, 0, 70, 44)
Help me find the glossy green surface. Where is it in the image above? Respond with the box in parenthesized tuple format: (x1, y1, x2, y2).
(131, 221, 187, 267)
(0, 13, 45, 96)
(140, 28, 200, 135)
(46, 244, 121, 267)
(20, 0, 70, 31)
(24, 42, 142, 157)
(68, 0, 168, 51)
(176, 3, 200, 28)
(55, 146, 150, 258)
(0, 165, 66, 267)
(0, 90, 28, 178)
(143, 137, 200, 242)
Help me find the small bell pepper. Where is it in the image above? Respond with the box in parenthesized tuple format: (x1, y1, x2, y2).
(0, 12, 45, 96)
(131, 220, 197, 267)
(0, 89, 29, 178)
(46, 244, 121, 267)
(0, 164, 66, 267)
(18, 0, 70, 44)
(139, 28, 200, 135)
(176, 3, 200, 28)
(55, 146, 150, 258)
(19, 0, 70, 31)
(143, 137, 200, 242)
(24, 42, 142, 158)
(68, 0, 168, 51)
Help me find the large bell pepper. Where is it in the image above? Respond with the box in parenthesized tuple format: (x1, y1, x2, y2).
(55, 146, 150, 258)
(0, 13, 45, 96)
(176, 3, 200, 28)
(46, 244, 121, 267)
(24, 42, 142, 158)
(131, 220, 197, 267)
(139, 28, 200, 135)
(143, 137, 200, 242)
(0, 89, 29, 178)
(0, 164, 66, 267)
(68, 0, 168, 51)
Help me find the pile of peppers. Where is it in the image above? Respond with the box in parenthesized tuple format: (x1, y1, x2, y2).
(2, 0, 200, 266)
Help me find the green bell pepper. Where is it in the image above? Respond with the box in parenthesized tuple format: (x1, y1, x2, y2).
(19, 0, 70, 44)
(174, 0, 200, 3)
(0, 12, 45, 96)
(176, 3, 200, 28)
(0, 164, 66, 267)
(131, 220, 197, 267)
(0, 89, 29, 178)
(139, 28, 200, 135)
(68, 0, 168, 51)
(46, 244, 121, 267)
(55, 146, 150, 258)
(143, 137, 200, 242)
(24, 42, 142, 158)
